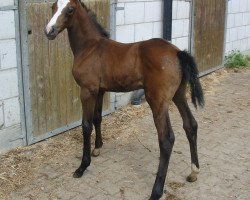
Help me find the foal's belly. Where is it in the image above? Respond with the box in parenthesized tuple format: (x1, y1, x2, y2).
(103, 84, 143, 93)
(100, 73, 143, 92)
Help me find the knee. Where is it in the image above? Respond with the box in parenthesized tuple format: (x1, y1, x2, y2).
(82, 121, 93, 134)
(159, 134, 175, 152)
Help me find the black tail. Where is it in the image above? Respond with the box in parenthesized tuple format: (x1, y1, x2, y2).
(177, 51, 204, 108)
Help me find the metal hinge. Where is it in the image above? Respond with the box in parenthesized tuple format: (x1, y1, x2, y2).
(116, 7, 124, 11)
(0, 5, 18, 11)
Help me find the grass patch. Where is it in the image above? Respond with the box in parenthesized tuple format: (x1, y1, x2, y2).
(225, 50, 249, 68)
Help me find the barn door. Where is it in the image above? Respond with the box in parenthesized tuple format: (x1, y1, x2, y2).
(20, 0, 111, 144)
(192, 0, 227, 75)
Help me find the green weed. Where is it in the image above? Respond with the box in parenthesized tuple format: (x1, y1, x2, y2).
(225, 50, 249, 68)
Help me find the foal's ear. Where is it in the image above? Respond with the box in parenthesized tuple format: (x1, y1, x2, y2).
(79, 0, 85, 7)
(87, 10, 96, 18)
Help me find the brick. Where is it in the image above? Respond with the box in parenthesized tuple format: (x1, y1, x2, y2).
(175, 37, 189, 51)
(0, 39, 17, 69)
(116, 92, 132, 109)
(135, 23, 153, 42)
(246, 25, 250, 37)
(0, 102, 3, 129)
(182, 19, 190, 37)
(232, 40, 241, 50)
(242, 12, 250, 26)
(153, 21, 163, 38)
(3, 97, 20, 127)
(238, 26, 246, 40)
(0, 0, 14, 7)
(0, 11, 15, 40)
(172, 19, 184, 38)
(110, 92, 116, 103)
(229, 27, 238, 42)
(124, 2, 144, 24)
(0, 124, 23, 154)
(234, 13, 243, 27)
(144, 1, 162, 22)
(176, 1, 190, 19)
(171, 38, 177, 46)
(248, 38, 250, 49)
(116, 25, 134, 43)
(116, 3, 125, 26)
(227, 14, 235, 28)
(226, 29, 230, 43)
(227, 0, 232, 14)
(0, 68, 19, 100)
(240, 38, 248, 51)
(172, 1, 178, 20)
(231, 0, 240, 13)
(225, 42, 233, 54)
(117, 0, 134, 2)
(239, 0, 248, 12)
(248, 0, 250, 11)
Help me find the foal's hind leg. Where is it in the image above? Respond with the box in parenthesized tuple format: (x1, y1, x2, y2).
(92, 91, 105, 157)
(173, 86, 200, 182)
(146, 94, 175, 200)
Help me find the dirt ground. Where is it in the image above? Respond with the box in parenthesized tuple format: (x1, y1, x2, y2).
(0, 68, 250, 200)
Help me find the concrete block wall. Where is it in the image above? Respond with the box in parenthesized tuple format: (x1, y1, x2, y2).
(115, 0, 191, 108)
(171, 0, 190, 51)
(116, 0, 163, 43)
(226, 0, 250, 54)
(0, 0, 24, 153)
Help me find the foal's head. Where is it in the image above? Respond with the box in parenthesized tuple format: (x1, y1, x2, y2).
(45, 0, 80, 40)
(45, 0, 110, 40)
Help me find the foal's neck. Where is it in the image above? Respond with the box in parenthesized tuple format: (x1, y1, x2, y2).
(67, 4, 101, 56)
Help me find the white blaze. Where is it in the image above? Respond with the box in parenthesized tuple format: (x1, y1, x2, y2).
(46, 0, 70, 33)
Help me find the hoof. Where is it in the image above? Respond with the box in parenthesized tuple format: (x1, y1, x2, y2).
(92, 148, 100, 157)
(73, 168, 84, 178)
(187, 164, 199, 182)
(186, 173, 197, 182)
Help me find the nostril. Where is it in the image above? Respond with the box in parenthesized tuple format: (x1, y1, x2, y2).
(50, 27, 55, 35)
(45, 26, 55, 35)
(45, 26, 57, 39)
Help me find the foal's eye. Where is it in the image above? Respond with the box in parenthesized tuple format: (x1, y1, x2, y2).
(67, 7, 74, 15)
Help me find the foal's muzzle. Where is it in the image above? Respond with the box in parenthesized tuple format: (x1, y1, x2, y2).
(44, 26, 58, 40)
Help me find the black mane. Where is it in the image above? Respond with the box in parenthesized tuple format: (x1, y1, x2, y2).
(80, 1, 110, 38)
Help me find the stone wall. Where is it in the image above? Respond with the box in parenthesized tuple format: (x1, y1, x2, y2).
(0, 0, 24, 153)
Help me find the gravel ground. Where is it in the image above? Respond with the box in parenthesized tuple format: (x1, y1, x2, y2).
(0, 68, 249, 200)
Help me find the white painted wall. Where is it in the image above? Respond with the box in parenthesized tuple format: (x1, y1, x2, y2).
(0, 0, 24, 153)
(116, 0, 163, 43)
(171, 0, 190, 50)
(225, 0, 250, 54)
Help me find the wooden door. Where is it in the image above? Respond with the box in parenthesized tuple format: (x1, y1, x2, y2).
(192, 0, 227, 74)
(21, 0, 111, 144)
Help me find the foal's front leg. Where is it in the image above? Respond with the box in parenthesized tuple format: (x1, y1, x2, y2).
(92, 91, 105, 157)
(73, 89, 97, 178)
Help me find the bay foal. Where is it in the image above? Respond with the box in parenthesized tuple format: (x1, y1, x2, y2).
(45, 0, 204, 199)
